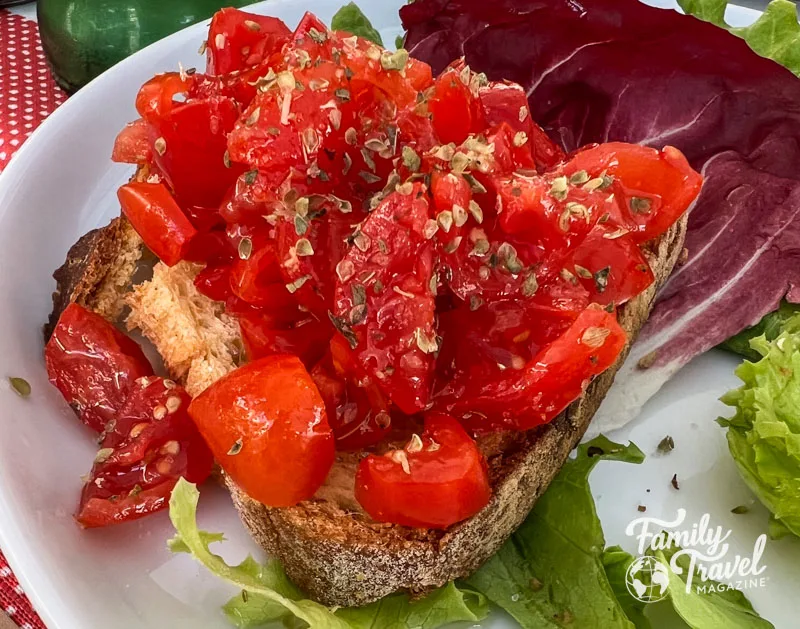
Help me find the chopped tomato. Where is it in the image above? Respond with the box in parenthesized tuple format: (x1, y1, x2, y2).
(227, 60, 349, 173)
(496, 171, 612, 253)
(275, 195, 356, 318)
(332, 185, 436, 414)
(149, 97, 244, 208)
(437, 306, 627, 430)
(310, 350, 391, 451)
(355, 413, 491, 529)
(111, 118, 152, 164)
(45, 303, 153, 434)
(76, 377, 213, 527)
(188, 355, 335, 507)
(194, 262, 234, 302)
(428, 66, 483, 145)
(206, 8, 291, 76)
(135, 72, 195, 122)
(570, 225, 655, 306)
(118, 182, 197, 266)
(478, 80, 564, 171)
(435, 288, 584, 389)
(238, 310, 331, 368)
(228, 244, 286, 307)
(560, 143, 702, 242)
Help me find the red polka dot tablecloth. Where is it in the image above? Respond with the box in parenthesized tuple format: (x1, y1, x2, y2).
(1, 9, 65, 627)
(0, 8, 66, 172)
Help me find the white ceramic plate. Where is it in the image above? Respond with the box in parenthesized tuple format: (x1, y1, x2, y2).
(0, 1, 797, 628)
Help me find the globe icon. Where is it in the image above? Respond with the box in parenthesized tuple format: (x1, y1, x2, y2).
(625, 555, 671, 603)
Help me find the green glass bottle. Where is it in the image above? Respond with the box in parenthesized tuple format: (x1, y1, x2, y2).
(38, 0, 251, 93)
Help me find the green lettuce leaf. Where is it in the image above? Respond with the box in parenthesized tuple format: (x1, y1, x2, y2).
(678, 0, 800, 75)
(464, 436, 645, 628)
(168, 479, 488, 629)
(603, 546, 652, 629)
(719, 301, 800, 361)
(331, 2, 383, 45)
(653, 544, 774, 628)
(718, 314, 800, 537)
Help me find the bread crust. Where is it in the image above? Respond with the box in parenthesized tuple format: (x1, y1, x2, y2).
(227, 214, 688, 607)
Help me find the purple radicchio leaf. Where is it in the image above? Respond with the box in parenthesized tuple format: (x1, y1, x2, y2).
(402, 0, 800, 431)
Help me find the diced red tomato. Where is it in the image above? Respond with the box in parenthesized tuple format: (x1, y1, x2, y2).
(76, 377, 214, 527)
(310, 350, 391, 451)
(275, 195, 356, 318)
(436, 306, 626, 430)
(206, 8, 291, 76)
(229, 244, 286, 307)
(118, 182, 197, 266)
(478, 80, 564, 171)
(188, 355, 335, 507)
(135, 72, 195, 122)
(112, 118, 152, 164)
(238, 310, 331, 368)
(194, 262, 234, 302)
(45, 303, 153, 434)
(560, 143, 702, 242)
(355, 413, 491, 529)
(149, 97, 244, 208)
(435, 288, 585, 390)
(332, 185, 436, 414)
(569, 225, 655, 306)
(428, 66, 483, 145)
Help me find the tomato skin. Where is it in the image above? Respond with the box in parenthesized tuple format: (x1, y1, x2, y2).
(429, 67, 483, 145)
(118, 182, 197, 266)
(188, 355, 335, 507)
(438, 307, 626, 430)
(561, 143, 702, 242)
(206, 8, 291, 76)
(310, 351, 391, 451)
(194, 263, 234, 302)
(229, 245, 286, 307)
(135, 72, 195, 122)
(570, 225, 654, 306)
(332, 186, 436, 415)
(76, 377, 214, 528)
(112, 118, 152, 164)
(45, 303, 153, 434)
(150, 97, 244, 208)
(355, 413, 491, 529)
(238, 311, 331, 368)
(478, 81, 564, 171)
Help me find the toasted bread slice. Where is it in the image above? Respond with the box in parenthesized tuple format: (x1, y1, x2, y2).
(49, 205, 686, 607)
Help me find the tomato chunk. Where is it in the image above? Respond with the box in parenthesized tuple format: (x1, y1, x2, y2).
(206, 8, 291, 76)
(77, 377, 214, 527)
(310, 349, 391, 451)
(437, 306, 627, 430)
(188, 355, 334, 507)
(332, 185, 436, 414)
(238, 310, 331, 368)
(429, 66, 483, 145)
(118, 182, 197, 266)
(45, 303, 153, 433)
(149, 97, 244, 208)
(560, 143, 702, 242)
(569, 225, 654, 306)
(355, 413, 491, 528)
(478, 80, 564, 171)
(112, 118, 152, 164)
